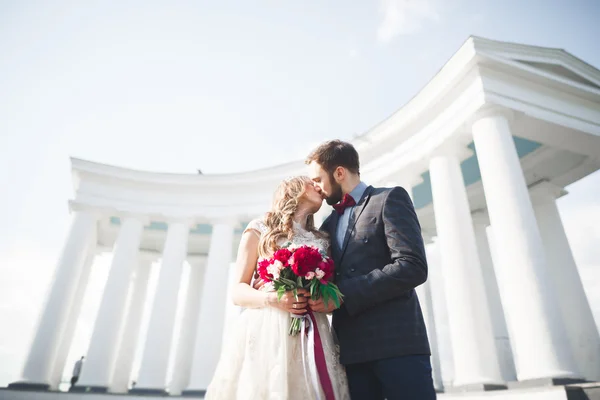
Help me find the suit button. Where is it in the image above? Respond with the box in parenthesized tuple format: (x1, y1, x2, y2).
(350, 268, 356, 272)
(336, 272, 341, 277)
(363, 238, 369, 243)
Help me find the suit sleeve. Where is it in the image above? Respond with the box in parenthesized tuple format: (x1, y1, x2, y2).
(336, 186, 428, 317)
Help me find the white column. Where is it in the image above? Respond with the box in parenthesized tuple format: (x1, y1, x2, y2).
(109, 255, 153, 393)
(10, 211, 98, 390)
(531, 182, 600, 381)
(471, 108, 579, 381)
(222, 262, 242, 344)
(427, 241, 455, 388)
(405, 179, 442, 389)
(49, 251, 97, 389)
(170, 257, 208, 395)
(75, 216, 145, 391)
(184, 220, 235, 395)
(472, 213, 517, 382)
(134, 220, 192, 393)
(416, 242, 443, 391)
(429, 148, 504, 389)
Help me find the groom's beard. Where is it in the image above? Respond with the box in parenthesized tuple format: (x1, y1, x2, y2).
(325, 180, 343, 206)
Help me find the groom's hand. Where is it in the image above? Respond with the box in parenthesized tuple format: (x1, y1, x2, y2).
(308, 297, 342, 313)
(251, 274, 265, 290)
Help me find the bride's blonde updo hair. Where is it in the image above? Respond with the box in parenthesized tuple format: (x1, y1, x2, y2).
(258, 176, 327, 258)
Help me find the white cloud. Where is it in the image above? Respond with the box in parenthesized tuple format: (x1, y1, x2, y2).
(377, 0, 441, 43)
(349, 48, 360, 59)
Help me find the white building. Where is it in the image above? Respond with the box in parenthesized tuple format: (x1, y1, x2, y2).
(5, 36, 600, 399)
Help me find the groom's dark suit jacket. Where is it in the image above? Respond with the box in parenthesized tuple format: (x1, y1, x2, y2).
(321, 185, 431, 365)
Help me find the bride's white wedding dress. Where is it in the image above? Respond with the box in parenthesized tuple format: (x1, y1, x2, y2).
(205, 219, 350, 400)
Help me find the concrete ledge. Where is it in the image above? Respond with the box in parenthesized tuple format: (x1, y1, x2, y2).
(69, 386, 109, 393)
(565, 382, 600, 400)
(2, 384, 598, 400)
(0, 388, 205, 399)
(440, 385, 570, 399)
(128, 388, 169, 396)
(181, 390, 206, 397)
(445, 383, 508, 393)
(7, 382, 51, 391)
(508, 378, 587, 390)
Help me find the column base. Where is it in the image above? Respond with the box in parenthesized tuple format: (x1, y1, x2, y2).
(182, 389, 207, 397)
(7, 382, 50, 391)
(69, 385, 108, 393)
(444, 383, 507, 393)
(129, 388, 169, 396)
(508, 377, 587, 389)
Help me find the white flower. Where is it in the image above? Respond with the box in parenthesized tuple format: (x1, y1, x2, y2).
(267, 262, 283, 280)
(315, 268, 325, 280)
(274, 260, 284, 271)
(305, 271, 316, 280)
(288, 244, 300, 251)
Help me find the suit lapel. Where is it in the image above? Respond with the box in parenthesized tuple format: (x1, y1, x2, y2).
(340, 186, 373, 259)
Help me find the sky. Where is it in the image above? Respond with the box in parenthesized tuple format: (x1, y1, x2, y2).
(1, 0, 599, 388)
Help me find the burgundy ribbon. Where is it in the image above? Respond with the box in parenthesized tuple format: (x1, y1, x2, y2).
(307, 310, 336, 400)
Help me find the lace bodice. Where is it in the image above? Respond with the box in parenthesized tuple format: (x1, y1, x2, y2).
(245, 218, 329, 253)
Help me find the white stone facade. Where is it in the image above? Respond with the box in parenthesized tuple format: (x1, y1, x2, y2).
(8, 36, 600, 397)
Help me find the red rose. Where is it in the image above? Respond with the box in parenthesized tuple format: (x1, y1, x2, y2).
(273, 248, 292, 265)
(257, 258, 273, 282)
(318, 259, 334, 282)
(290, 246, 322, 276)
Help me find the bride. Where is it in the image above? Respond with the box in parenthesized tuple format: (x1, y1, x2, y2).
(205, 176, 350, 400)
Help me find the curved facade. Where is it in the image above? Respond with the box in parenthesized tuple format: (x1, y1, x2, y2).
(10, 36, 600, 396)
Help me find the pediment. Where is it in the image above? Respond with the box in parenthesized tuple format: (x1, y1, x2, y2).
(470, 36, 600, 92)
(515, 60, 600, 90)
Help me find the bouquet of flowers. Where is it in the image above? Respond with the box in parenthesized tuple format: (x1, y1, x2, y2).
(257, 243, 343, 336)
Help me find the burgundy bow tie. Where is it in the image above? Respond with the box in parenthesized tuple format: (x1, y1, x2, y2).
(333, 193, 356, 215)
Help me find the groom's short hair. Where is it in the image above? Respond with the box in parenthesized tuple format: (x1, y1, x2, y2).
(305, 140, 360, 175)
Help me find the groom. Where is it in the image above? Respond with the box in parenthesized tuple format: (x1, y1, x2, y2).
(306, 140, 436, 400)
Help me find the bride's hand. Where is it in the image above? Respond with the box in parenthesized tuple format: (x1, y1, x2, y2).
(268, 289, 309, 315)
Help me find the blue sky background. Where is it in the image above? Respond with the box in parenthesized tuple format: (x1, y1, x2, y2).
(1, 0, 599, 387)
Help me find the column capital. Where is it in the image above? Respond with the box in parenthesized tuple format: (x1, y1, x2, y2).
(68, 201, 104, 219)
(386, 172, 424, 189)
(467, 105, 515, 131)
(162, 217, 197, 228)
(528, 180, 568, 204)
(120, 213, 151, 226)
(68, 201, 150, 225)
(429, 139, 473, 162)
(210, 216, 239, 228)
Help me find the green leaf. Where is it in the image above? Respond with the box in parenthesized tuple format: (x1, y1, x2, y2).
(310, 280, 318, 299)
(280, 277, 296, 286)
(277, 286, 286, 301)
